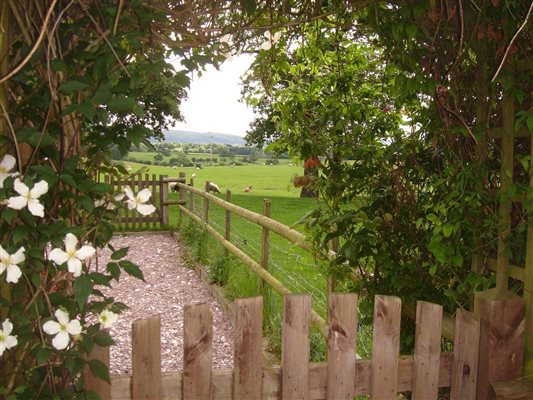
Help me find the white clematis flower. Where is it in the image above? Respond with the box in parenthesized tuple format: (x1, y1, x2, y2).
(98, 309, 118, 329)
(0, 154, 18, 189)
(49, 233, 95, 277)
(0, 319, 18, 356)
(219, 34, 234, 61)
(42, 309, 82, 350)
(7, 179, 48, 217)
(260, 31, 282, 50)
(0, 246, 25, 284)
(124, 186, 156, 215)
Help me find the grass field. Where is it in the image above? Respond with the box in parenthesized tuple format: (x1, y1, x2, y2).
(126, 151, 294, 166)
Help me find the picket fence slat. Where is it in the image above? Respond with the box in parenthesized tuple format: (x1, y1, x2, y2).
(183, 303, 213, 400)
(450, 309, 480, 400)
(412, 301, 443, 400)
(131, 315, 162, 399)
(371, 295, 401, 399)
(84, 344, 111, 398)
(233, 297, 263, 400)
(282, 294, 311, 400)
(85, 293, 480, 399)
(327, 293, 357, 400)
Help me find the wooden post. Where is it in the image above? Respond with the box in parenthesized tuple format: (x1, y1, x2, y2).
(496, 64, 515, 289)
(327, 228, 339, 295)
(282, 294, 311, 400)
(202, 181, 210, 223)
(183, 303, 213, 400)
(189, 178, 194, 214)
(178, 172, 186, 225)
(474, 288, 525, 400)
(131, 315, 162, 400)
(412, 301, 443, 400)
(159, 175, 169, 226)
(524, 130, 533, 376)
(450, 309, 480, 400)
(234, 297, 263, 400)
(83, 344, 111, 399)
(151, 173, 157, 229)
(327, 293, 357, 400)
(260, 199, 271, 294)
(370, 295, 401, 400)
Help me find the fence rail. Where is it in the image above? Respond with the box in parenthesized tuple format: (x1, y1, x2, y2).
(84, 294, 480, 400)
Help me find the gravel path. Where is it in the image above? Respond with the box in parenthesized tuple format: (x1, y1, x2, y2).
(96, 233, 234, 374)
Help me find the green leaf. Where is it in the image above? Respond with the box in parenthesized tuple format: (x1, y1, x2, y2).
(88, 359, 110, 383)
(108, 95, 137, 114)
(119, 260, 145, 281)
(1, 208, 16, 224)
(36, 347, 51, 365)
(73, 275, 92, 309)
(59, 80, 90, 94)
(89, 272, 111, 287)
(429, 264, 437, 276)
(59, 173, 78, 188)
(77, 195, 94, 213)
(106, 262, 120, 280)
(111, 247, 129, 260)
(93, 331, 115, 347)
(442, 224, 453, 238)
(78, 102, 97, 121)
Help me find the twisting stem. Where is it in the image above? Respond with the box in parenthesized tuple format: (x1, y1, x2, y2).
(491, 1, 533, 82)
(0, 0, 59, 84)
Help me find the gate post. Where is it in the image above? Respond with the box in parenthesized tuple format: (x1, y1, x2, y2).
(474, 287, 525, 400)
(178, 172, 186, 225)
(159, 175, 168, 225)
(203, 181, 209, 223)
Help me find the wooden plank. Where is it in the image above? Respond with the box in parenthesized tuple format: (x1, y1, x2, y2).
(183, 303, 213, 400)
(138, 174, 144, 229)
(327, 293, 357, 400)
(260, 199, 271, 294)
(131, 315, 162, 399)
(412, 301, 443, 400)
(282, 294, 311, 399)
(189, 178, 194, 214)
(83, 344, 111, 399)
(370, 295, 401, 399)
(233, 297, 263, 400)
(492, 379, 533, 400)
(450, 309, 480, 400)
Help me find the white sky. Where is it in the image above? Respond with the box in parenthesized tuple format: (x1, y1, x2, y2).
(171, 54, 256, 137)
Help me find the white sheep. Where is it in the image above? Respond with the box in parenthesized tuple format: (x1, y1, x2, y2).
(206, 182, 221, 194)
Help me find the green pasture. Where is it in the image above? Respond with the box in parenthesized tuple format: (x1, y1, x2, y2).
(127, 151, 294, 166)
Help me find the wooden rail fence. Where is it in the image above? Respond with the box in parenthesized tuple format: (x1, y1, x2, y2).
(84, 294, 480, 400)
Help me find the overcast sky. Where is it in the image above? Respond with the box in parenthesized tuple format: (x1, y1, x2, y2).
(171, 54, 256, 137)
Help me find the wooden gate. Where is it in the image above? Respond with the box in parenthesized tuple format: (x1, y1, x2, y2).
(104, 174, 186, 230)
(84, 293, 480, 399)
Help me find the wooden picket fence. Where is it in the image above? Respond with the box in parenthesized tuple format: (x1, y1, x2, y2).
(84, 294, 480, 399)
(104, 173, 186, 230)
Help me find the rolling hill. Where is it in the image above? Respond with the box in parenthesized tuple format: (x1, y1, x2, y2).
(162, 130, 245, 145)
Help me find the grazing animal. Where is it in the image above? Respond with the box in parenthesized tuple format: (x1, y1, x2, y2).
(207, 182, 221, 194)
(170, 182, 179, 192)
(191, 173, 197, 179)
(243, 185, 252, 193)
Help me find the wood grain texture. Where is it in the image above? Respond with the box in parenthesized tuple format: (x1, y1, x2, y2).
(327, 293, 357, 400)
(83, 343, 111, 399)
(450, 309, 480, 400)
(412, 301, 443, 400)
(233, 297, 263, 400)
(183, 303, 213, 400)
(282, 294, 311, 400)
(131, 315, 162, 400)
(370, 295, 401, 400)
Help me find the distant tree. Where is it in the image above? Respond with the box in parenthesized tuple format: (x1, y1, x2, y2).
(154, 154, 164, 162)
